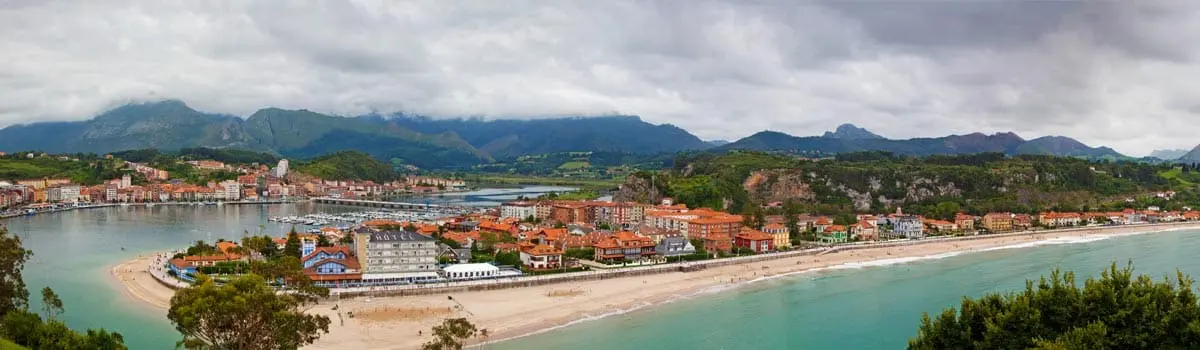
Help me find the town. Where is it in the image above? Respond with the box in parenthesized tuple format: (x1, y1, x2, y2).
(0, 152, 467, 218)
(159, 194, 1200, 291)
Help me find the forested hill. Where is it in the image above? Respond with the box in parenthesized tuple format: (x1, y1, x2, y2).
(292, 151, 399, 182)
(616, 151, 1198, 220)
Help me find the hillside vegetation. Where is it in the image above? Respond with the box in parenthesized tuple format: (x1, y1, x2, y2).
(293, 151, 399, 182)
(619, 151, 1188, 219)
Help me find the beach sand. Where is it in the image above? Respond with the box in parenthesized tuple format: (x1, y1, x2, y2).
(110, 223, 1200, 349)
(111, 254, 175, 310)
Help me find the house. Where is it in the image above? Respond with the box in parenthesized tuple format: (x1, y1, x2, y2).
(954, 213, 975, 232)
(850, 221, 877, 241)
(655, 236, 697, 257)
(1038, 212, 1082, 228)
(520, 244, 564, 270)
(437, 245, 472, 264)
(168, 259, 198, 280)
(893, 216, 924, 239)
(734, 229, 775, 253)
(761, 223, 790, 249)
(813, 217, 833, 233)
(301, 246, 362, 288)
(703, 237, 733, 254)
(593, 231, 657, 263)
(924, 219, 957, 233)
(1013, 214, 1033, 229)
(819, 225, 849, 243)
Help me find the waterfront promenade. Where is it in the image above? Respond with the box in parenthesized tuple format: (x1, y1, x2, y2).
(0, 200, 295, 221)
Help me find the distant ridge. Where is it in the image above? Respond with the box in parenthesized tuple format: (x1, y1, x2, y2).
(0, 100, 713, 169)
(821, 124, 884, 140)
(718, 130, 1127, 159)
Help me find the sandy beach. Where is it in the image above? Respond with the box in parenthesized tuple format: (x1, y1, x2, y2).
(110, 222, 1200, 349)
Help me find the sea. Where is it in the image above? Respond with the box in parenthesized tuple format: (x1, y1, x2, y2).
(0, 190, 1196, 349)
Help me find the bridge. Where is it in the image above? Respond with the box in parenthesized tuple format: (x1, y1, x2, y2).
(311, 197, 451, 210)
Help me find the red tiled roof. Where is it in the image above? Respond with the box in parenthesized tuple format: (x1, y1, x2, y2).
(522, 244, 563, 256)
(301, 246, 352, 263)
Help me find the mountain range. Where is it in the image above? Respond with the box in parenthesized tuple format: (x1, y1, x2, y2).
(0, 101, 708, 169)
(0, 100, 1162, 168)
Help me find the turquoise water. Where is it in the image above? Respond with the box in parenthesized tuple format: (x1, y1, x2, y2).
(2, 203, 350, 349)
(493, 230, 1200, 350)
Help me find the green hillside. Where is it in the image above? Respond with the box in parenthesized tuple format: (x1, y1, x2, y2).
(620, 151, 1188, 219)
(294, 151, 399, 182)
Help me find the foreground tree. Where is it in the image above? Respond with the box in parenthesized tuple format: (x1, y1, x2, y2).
(422, 318, 478, 350)
(168, 274, 330, 349)
(0, 228, 33, 317)
(40, 287, 63, 320)
(0, 228, 125, 348)
(910, 263, 1200, 349)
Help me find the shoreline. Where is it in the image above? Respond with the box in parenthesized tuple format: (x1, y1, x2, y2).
(108, 222, 1200, 349)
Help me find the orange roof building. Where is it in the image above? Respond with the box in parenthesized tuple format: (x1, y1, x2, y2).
(519, 244, 564, 270)
(593, 232, 656, 262)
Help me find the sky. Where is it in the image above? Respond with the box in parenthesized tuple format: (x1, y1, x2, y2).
(2, 1, 1198, 156)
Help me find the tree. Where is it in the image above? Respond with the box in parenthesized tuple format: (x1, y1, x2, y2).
(40, 287, 62, 321)
(910, 263, 1200, 349)
(0, 228, 125, 349)
(494, 252, 521, 267)
(168, 274, 331, 350)
(284, 230, 302, 259)
(338, 234, 355, 245)
(316, 234, 332, 248)
(422, 318, 478, 350)
(0, 228, 33, 317)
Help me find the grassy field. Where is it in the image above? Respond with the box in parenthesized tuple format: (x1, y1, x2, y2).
(557, 161, 591, 170)
(1160, 167, 1196, 187)
(0, 339, 27, 350)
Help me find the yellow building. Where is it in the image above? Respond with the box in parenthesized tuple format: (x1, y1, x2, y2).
(762, 223, 791, 248)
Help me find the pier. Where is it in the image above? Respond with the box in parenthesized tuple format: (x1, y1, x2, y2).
(311, 197, 450, 210)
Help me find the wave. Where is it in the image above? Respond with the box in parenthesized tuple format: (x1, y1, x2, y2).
(977, 236, 1110, 252)
(484, 300, 655, 345)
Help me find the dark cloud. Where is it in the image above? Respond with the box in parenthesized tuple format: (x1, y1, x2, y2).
(0, 0, 1198, 155)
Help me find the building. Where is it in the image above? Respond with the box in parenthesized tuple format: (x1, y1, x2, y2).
(441, 263, 501, 280)
(924, 219, 957, 233)
(592, 231, 657, 263)
(893, 216, 924, 239)
(519, 244, 564, 270)
(120, 174, 131, 189)
(655, 236, 696, 257)
(644, 208, 743, 241)
(358, 230, 441, 284)
(222, 180, 240, 200)
(954, 213, 975, 232)
(275, 159, 289, 178)
(850, 221, 877, 241)
(982, 213, 1014, 232)
(500, 201, 538, 220)
(820, 225, 849, 243)
(1038, 212, 1082, 228)
(761, 223, 790, 249)
(302, 246, 362, 288)
(734, 229, 775, 253)
(551, 202, 592, 224)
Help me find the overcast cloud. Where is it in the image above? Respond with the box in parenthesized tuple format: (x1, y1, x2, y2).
(2, 1, 1199, 155)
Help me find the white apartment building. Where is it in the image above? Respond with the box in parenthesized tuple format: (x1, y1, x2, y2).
(500, 201, 537, 219)
(359, 230, 440, 284)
